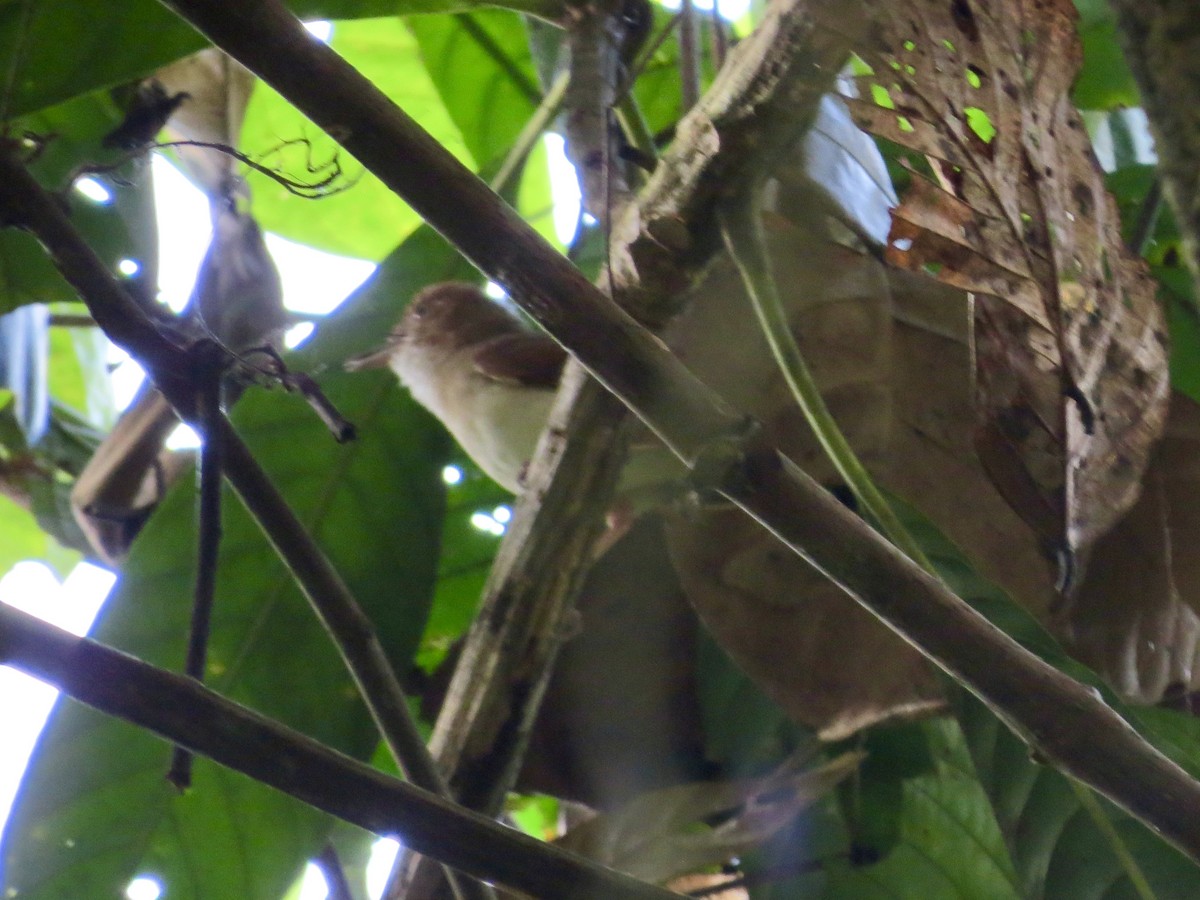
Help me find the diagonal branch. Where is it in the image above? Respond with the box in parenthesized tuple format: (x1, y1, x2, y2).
(0, 602, 680, 900)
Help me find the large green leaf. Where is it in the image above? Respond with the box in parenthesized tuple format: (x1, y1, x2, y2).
(1071, 0, 1139, 110)
(892, 496, 1200, 896)
(826, 719, 1022, 899)
(1, 233, 460, 896)
(0, 0, 539, 121)
(409, 12, 558, 246)
(409, 11, 540, 172)
(241, 17, 475, 260)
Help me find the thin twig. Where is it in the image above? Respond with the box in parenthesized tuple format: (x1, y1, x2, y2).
(48, 312, 99, 328)
(316, 843, 356, 900)
(167, 370, 225, 791)
(490, 68, 570, 197)
(71, 137, 355, 199)
(0, 602, 682, 900)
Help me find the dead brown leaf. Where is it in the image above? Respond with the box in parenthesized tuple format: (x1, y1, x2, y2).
(1063, 391, 1200, 702)
(841, 0, 1170, 565)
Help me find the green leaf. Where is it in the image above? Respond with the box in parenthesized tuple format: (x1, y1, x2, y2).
(826, 719, 1021, 899)
(1073, 18, 1139, 110)
(0, 1, 524, 121)
(241, 17, 475, 260)
(959, 696, 1200, 899)
(1, 367, 448, 898)
(409, 11, 541, 172)
(417, 454, 507, 670)
(0, 492, 57, 572)
(46, 309, 116, 428)
(890, 494, 1200, 896)
(1166, 292, 1200, 406)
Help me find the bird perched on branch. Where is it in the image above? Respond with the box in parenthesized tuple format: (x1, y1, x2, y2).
(347, 282, 567, 493)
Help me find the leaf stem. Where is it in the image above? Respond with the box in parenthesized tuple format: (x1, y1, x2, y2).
(718, 185, 935, 573)
(490, 68, 569, 197)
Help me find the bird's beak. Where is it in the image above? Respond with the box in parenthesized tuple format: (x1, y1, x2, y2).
(344, 336, 399, 372)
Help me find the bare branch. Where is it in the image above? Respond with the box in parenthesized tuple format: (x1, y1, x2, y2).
(0, 602, 681, 900)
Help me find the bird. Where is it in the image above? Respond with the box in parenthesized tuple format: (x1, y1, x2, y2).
(347, 282, 570, 493)
(348, 281, 684, 501)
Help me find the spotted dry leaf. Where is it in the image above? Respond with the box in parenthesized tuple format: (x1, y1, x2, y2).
(837, 0, 1169, 565)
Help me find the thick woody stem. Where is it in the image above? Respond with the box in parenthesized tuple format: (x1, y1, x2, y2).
(389, 5, 641, 896)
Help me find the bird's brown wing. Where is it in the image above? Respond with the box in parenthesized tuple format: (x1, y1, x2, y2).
(473, 332, 568, 389)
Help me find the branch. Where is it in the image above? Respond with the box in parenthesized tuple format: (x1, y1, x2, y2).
(0, 603, 680, 900)
(153, 0, 1200, 861)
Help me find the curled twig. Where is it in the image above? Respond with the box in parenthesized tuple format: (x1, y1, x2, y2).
(68, 136, 358, 199)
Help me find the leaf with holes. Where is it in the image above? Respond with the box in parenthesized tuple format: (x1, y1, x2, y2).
(838, 0, 1169, 567)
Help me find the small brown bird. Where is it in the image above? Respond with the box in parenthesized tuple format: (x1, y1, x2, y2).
(349, 282, 683, 500)
(348, 283, 570, 493)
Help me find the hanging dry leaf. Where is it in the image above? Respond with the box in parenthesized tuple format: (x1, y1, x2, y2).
(665, 217, 944, 740)
(156, 48, 256, 197)
(1063, 392, 1200, 702)
(838, 0, 1169, 567)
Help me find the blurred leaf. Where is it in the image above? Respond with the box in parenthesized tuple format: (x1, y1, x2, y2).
(833, 722, 935, 862)
(507, 793, 560, 841)
(1073, 12, 1139, 110)
(1, 366, 448, 898)
(46, 310, 116, 428)
(516, 134, 558, 247)
(1166, 293, 1200, 406)
(696, 630, 806, 774)
(241, 17, 474, 260)
(0, 492, 56, 572)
